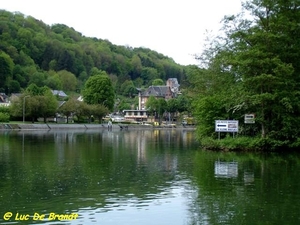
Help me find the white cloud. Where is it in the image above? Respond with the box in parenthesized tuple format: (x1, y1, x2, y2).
(1, 0, 242, 65)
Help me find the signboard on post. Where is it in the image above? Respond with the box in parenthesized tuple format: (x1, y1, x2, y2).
(215, 120, 239, 133)
(244, 114, 255, 124)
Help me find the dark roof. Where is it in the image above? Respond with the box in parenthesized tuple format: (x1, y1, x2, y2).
(167, 78, 180, 87)
(0, 93, 8, 102)
(51, 90, 67, 97)
(142, 86, 171, 97)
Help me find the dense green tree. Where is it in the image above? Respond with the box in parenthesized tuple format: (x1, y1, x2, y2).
(166, 98, 179, 121)
(130, 54, 142, 79)
(177, 94, 191, 113)
(48, 59, 57, 70)
(89, 67, 101, 76)
(18, 50, 35, 66)
(25, 83, 43, 95)
(72, 100, 86, 122)
(28, 71, 46, 87)
(58, 97, 78, 123)
(90, 104, 109, 124)
(191, 0, 300, 145)
(221, 0, 300, 140)
(12, 64, 27, 88)
(20, 84, 58, 122)
(0, 112, 10, 122)
(26, 96, 40, 122)
(145, 96, 167, 122)
(79, 102, 94, 123)
(0, 107, 10, 122)
(37, 90, 58, 123)
(133, 77, 143, 88)
(156, 98, 167, 122)
(0, 51, 14, 91)
(78, 70, 88, 80)
(109, 74, 118, 90)
(44, 71, 62, 90)
(82, 73, 115, 111)
(152, 79, 164, 86)
(117, 100, 131, 112)
(145, 95, 157, 121)
(16, 27, 33, 55)
(71, 101, 107, 123)
(57, 49, 75, 73)
(9, 96, 22, 119)
(57, 70, 78, 91)
(120, 80, 137, 97)
(6, 79, 20, 93)
(41, 40, 62, 70)
(141, 67, 159, 86)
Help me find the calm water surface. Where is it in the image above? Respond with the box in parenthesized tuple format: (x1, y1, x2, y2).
(0, 129, 300, 225)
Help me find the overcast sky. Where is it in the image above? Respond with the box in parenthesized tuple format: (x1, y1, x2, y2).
(1, 0, 242, 65)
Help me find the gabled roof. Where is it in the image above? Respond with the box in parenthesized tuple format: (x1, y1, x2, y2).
(58, 101, 66, 108)
(142, 86, 171, 97)
(167, 78, 180, 87)
(51, 90, 67, 98)
(0, 93, 9, 103)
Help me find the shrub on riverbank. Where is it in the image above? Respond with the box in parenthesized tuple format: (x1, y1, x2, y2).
(0, 112, 10, 122)
(199, 136, 300, 152)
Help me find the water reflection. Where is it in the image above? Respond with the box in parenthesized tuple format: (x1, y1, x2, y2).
(1, 130, 300, 224)
(214, 161, 238, 178)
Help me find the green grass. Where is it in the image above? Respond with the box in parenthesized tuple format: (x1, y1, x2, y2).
(199, 135, 299, 152)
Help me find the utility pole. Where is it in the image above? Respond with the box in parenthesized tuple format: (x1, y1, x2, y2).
(23, 96, 30, 123)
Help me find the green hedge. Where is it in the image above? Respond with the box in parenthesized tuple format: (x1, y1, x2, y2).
(199, 136, 298, 152)
(0, 112, 10, 122)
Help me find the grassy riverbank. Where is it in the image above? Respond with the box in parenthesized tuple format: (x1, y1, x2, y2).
(199, 136, 300, 152)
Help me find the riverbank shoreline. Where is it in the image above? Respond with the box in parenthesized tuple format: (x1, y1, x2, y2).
(0, 123, 196, 130)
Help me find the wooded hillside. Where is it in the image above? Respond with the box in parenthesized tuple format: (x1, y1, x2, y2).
(0, 10, 187, 95)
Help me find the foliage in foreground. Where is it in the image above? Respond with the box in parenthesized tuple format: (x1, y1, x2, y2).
(199, 136, 300, 152)
(0, 112, 10, 122)
(187, 0, 300, 150)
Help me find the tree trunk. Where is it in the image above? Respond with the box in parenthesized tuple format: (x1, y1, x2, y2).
(261, 123, 266, 138)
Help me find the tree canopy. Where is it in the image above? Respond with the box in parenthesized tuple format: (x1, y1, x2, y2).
(189, 0, 300, 147)
(82, 72, 115, 110)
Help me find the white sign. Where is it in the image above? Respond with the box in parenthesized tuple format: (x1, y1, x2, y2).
(215, 120, 239, 132)
(244, 114, 255, 124)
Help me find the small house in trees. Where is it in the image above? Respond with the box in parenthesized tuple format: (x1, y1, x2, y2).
(51, 90, 68, 99)
(0, 93, 10, 107)
(166, 78, 180, 94)
(123, 78, 180, 122)
(123, 86, 173, 122)
(138, 86, 174, 110)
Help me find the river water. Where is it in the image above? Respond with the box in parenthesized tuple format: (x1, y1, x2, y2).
(0, 129, 300, 225)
